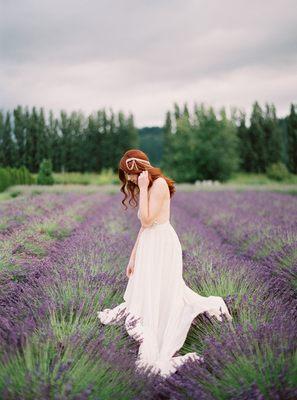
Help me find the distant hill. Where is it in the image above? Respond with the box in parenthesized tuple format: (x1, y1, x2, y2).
(138, 127, 164, 166)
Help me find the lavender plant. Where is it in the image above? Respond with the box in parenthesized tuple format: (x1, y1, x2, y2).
(0, 189, 296, 399)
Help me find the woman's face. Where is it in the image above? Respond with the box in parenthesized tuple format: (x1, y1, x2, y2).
(125, 172, 138, 185)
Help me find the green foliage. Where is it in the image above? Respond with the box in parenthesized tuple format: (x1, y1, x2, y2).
(0, 106, 138, 175)
(162, 102, 240, 182)
(0, 102, 296, 183)
(266, 162, 291, 181)
(287, 103, 297, 174)
(37, 159, 55, 185)
(52, 168, 118, 185)
(0, 332, 134, 399)
(228, 172, 297, 185)
(138, 126, 163, 166)
(237, 111, 253, 172)
(0, 166, 33, 193)
(0, 111, 17, 167)
(242, 102, 287, 174)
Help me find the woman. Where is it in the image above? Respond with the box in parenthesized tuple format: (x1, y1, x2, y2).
(98, 149, 232, 378)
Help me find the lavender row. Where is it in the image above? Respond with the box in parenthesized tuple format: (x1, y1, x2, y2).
(0, 189, 296, 399)
(174, 191, 297, 298)
(0, 192, 105, 274)
(0, 192, 108, 348)
(0, 194, 154, 399)
(0, 192, 86, 238)
(145, 193, 296, 399)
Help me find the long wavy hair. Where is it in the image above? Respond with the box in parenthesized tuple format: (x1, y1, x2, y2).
(119, 149, 176, 210)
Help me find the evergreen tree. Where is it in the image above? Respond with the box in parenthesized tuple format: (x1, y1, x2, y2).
(37, 158, 54, 185)
(115, 111, 138, 172)
(183, 102, 190, 119)
(263, 103, 284, 167)
(59, 110, 72, 172)
(2, 111, 17, 167)
(173, 102, 181, 121)
(26, 106, 40, 172)
(48, 110, 61, 172)
(68, 110, 85, 171)
(13, 105, 26, 167)
(76, 111, 88, 172)
(287, 103, 297, 173)
(126, 113, 139, 149)
(160, 111, 173, 173)
(0, 110, 4, 166)
(249, 101, 266, 172)
(237, 110, 253, 171)
(101, 109, 112, 170)
(84, 112, 102, 172)
(36, 107, 49, 167)
(110, 109, 119, 170)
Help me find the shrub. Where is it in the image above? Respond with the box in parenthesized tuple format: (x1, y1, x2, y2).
(0, 166, 33, 192)
(37, 159, 55, 185)
(266, 162, 291, 181)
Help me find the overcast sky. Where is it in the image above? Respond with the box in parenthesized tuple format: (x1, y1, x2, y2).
(1, 0, 297, 127)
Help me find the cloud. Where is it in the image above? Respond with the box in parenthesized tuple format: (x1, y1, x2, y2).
(1, 0, 296, 126)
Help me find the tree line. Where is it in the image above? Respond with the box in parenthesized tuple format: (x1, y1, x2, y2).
(0, 106, 138, 174)
(161, 102, 297, 181)
(0, 102, 296, 181)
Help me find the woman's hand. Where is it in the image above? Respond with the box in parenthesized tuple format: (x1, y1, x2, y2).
(126, 260, 135, 278)
(138, 170, 150, 190)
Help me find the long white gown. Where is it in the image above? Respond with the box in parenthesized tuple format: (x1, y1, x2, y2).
(98, 209, 232, 378)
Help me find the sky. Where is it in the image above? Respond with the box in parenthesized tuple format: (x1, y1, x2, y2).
(1, 0, 297, 127)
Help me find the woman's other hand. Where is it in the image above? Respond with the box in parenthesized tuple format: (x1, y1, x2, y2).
(126, 260, 135, 278)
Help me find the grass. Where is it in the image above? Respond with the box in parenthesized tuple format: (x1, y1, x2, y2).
(50, 168, 118, 186)
(200, 343, 297, 399)
(228, 172, 297, 185)
(1, 170, 297, 203)
(0, 331, 135, 399)
(35, 221, 73, 240)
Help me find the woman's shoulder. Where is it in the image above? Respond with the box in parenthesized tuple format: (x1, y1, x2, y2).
(150, 177, 169, 196)
(153, 176, 167, 187)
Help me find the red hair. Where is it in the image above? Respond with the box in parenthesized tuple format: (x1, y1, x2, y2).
(118, 149, 176, 210)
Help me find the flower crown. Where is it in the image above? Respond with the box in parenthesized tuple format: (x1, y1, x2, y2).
(125, 157, 151, 171)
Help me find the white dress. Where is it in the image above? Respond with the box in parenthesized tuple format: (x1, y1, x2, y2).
(98, 208, 232, 378)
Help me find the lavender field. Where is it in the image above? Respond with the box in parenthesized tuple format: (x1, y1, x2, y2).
(0, 187, 296, 399)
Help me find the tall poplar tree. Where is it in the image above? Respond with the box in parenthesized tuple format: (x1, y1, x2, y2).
(0, 110, 4, 166)
(161, 111, 173, 173)
(249, 101, 266, 172)
(2, 111, 17, 167)
(13, 105, 26, 167)
(237, 110, 253, 171)
(47, 110, 61, 172)
(26, 107, 40, 172)
(287, 103, 297, 173)
(59, 110, 72, 172)
(264, 103, 284, 167)
(35, 107, 49, 167)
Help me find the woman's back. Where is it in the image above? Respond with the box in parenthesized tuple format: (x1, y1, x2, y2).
(138, 177, 170, 225)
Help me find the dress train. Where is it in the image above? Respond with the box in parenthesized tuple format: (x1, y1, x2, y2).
(98, 217, 232, 378)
